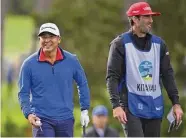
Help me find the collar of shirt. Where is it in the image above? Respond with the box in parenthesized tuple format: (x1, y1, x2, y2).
(128, 30, 152, 51)
(38, 47, 64, 62)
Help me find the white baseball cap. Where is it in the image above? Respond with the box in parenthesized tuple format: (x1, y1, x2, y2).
(38, 23, 60, 36)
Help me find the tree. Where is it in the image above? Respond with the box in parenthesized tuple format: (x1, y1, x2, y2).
(29, 0, 54, 53)
(148, 0, 186, 87)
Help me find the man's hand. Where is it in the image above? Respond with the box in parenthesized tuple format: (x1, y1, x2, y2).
(113, 106, 127, 124)
(28, 114, 41, 128)
(81, 110, 89, 127)
(173, 104, 183, 125)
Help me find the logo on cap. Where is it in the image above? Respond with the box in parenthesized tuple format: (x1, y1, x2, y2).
(143, 6, 151, 11)
(41, 26, 56, 31)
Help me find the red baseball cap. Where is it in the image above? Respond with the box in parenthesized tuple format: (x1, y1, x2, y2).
(126, 2, 161, 17)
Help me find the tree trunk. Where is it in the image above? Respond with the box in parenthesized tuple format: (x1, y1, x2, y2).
(34, 0, 53, 14)
(1, 0, 10, 81)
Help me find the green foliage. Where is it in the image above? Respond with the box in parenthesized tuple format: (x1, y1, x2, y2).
(161, 90, 186, 137)
(1, 116, 30, 137)
(148, 0, 186, 85)
(1, 83, 30, 136)
(8, 0, 34, 15)
(46, 0, 124, 98)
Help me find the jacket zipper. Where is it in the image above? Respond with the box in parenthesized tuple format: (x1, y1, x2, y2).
(52, 65, 54, 74)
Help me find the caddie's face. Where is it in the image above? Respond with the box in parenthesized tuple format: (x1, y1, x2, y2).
(39, 32, 60, 53)
(136, 15, 153, 33)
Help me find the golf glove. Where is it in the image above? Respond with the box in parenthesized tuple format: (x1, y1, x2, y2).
(81, 110, 89, 127)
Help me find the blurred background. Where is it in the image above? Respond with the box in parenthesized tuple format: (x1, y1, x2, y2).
(1, 0, 186, 137)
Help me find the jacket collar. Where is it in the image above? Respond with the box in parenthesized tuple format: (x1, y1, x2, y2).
(128, 29, 152, 39)
(38, 47, 64, 62)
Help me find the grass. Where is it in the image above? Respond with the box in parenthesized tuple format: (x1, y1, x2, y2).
(3, 15, 34, 60)
(1, 83, 28, 132)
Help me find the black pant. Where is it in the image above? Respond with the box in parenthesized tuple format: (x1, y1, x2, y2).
(123, 109, 162, 137)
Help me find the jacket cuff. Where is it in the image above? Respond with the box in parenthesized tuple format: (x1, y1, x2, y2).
(24, 111, 33, 119)
(81, 108, 89, 111)
(112, 103, 120, 109)
(170, 95, 180, 105)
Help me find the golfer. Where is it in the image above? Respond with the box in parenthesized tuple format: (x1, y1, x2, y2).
(18, 23, 90, 137)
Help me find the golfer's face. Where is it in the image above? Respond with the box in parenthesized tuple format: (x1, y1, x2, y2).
(39, 32, 60, 53)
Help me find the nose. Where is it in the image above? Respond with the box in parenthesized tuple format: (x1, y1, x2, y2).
(44, 37, 50, 42)
(150, 16, 153, 23)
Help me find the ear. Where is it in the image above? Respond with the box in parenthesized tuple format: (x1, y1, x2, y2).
(132, 16, 139, 24)
(58, 37, 61, 43)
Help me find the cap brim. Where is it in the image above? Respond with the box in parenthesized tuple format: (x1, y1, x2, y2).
(38, 31, 57, 36)
(93, 114, 107, 116)
(38, 28, 60, 36)
(141, 12, 161, 16)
